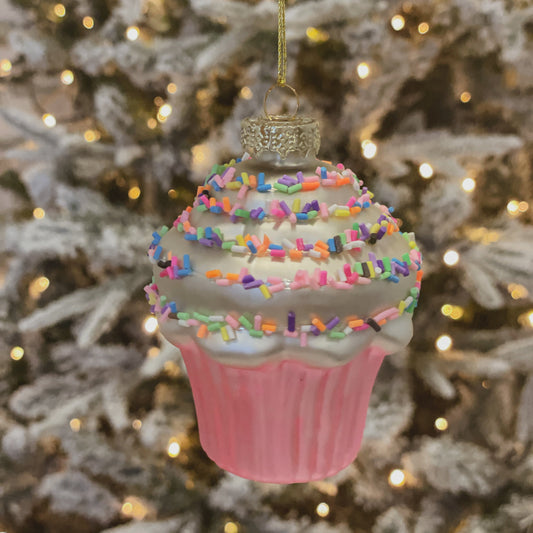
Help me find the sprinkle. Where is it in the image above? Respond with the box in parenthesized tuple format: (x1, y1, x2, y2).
(258, 184, 272, 192)
(231, 245, 248, 254)
(320, 203, 329, 219)
(247, 241, 258, 254)
(249, 329, 264, 338)
(225, 314, 240, 329)
(326, 316, 340, 330)
(282, 238, 296, 249)
(288, 311, 296, 332)
(221, 326, 230, 342)
(312, 317, 326, 332)
(262, 323, 277, 332)
(259, 284, 272, 299)
(273, 183, 289, 193)
(270, 249, 286, 258)
(197, 324, 208, 338)
(269, 282, 285, 293)
(329, 331, 345, 339)
(300, 332, 308, 347)
(205, 269, 222, 279)
(366, 318, 381, 332)
(239, 315, 253, 330)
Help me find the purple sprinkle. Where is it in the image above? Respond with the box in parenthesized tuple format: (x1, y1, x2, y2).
(368, 252, 378, 267)
(288, 311, 296, 332)
(296, 171, 304, 183)
(173, 266, 180, 277)
(280, 201, 292, 215)
(377, 227, 387, 239)
(362, 186, 368, 194)
(212, 234, 223, 247)
(359, 224, 370, 239)
(302, 202, 313, 213)
(250, 208, 260, 219)
(303, 244, 314, 251)
(279, 175, 298, 186)
(311, 200, 320, 211)
(150, 305, 155, 313)
(244, 280, 263, 289)
(311, 325, 321, 336)
(199, 238, 214, 247)
(377, 215, 387, 223)
(162, 304, 170, 313)
(230, 214, 238, 223)
(242, 274, 255, 283)
(377, 260, 384, 271)
(326, 316, 340, 330)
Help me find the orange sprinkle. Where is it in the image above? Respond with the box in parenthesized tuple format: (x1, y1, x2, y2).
(349, 319, 364, 328)
(197, 324, 208, 338)
(350, 207, 361, 215)
(416, 270, 424, 281)
(226, 273, 240, 281)
(289, 249, 303, 261)
(387, 223, 394, 235)
(261, 323, 277, 332)
(183, 221, 191, 231)
(315, 240, 329, 250)
(205, 269, 222, 278)
(315, 246, 330, 259)
(312, 318, 326, 332)
(249, 174, 257, 188)
(257, 244, 268, 256)
(244, 233, 252, 243)
(302, 182, 320, 191)
(223, 197, 231, 212)
(336, 177, 350, 186)
(209, 197, 216, 207)
(186, 206, 193, 212)
(263, 234, 271, 247)
(378, 319, 387, 326)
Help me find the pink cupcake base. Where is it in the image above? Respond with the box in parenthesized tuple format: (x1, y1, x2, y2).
(178, 339, 386, 484)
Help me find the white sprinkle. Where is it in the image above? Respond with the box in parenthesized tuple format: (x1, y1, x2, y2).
(231, 245, 248, 254)
(282, 238, 296, 249)
(209, 315, 224, 322)
(328, 204, 339, 215)
(343, 326, 353, 335)
(338, 269, 347, 282)
(308, 250, 321, 258)
(301, 325, 313, 332)
(178, 320, 191, 327)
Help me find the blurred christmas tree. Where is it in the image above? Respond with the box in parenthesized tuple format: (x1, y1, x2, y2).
(1, 0, 533, 532)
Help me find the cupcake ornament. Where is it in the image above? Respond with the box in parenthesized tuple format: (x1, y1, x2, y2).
(144, 0, 423, 484)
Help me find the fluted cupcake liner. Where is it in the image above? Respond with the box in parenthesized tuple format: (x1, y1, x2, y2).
(178, 339, 386, 484)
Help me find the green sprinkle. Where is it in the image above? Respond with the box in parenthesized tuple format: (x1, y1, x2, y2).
(160, 225, 169, 235)
(222, 241, 236, 250)
(235, 209, 250, 218)
(208, 322, 224, 332)
(352, 222, 360, 231)
(410, 287, 419, 297)
(197, 227, 205, 239)
(402, 252, 412, 266)
(339, 233, 347, 245)
(329, 331, 346, 339)
(193, 312, 210, 323)
(354, 263, 364, 275)
(177, 312, 190, 320)
(307, 210, 318, 218)
(383, 257, 391, 272)
(288, 184, 303, 194)
(160, 296, 167, 305)
(177, 222, 184, 232)
(214, 228, 223, 239)
(380, 272, 391, 279)
(239, 315, 253, 330)
(401, 232, 410, 241)
(249, 329, 264, 338)
(273, 183, 289, 193)
(197, 204, 208, 212)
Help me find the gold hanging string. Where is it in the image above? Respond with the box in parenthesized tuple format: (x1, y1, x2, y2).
(277, 0, 287, 86)
(263, 0, 300, 119)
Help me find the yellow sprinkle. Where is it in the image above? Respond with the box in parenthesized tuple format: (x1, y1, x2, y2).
(221, 326, 229, 342)
(241, 172, 249, 185)
(398, 301, 406, 315)
(148, 294, 157, 305)
(236, 235, 245, 246)
(367, 261, 376, 278)
(259, 284, 272, 299)
(381, 220, 388, 226)
(369, 192, 374, 199)
(292, 198, 301, 213)
(334, 209, 350, 217)
(409, 241, 417, 249)
(370, 223, 381, 234)
(226, 182, 241, 189)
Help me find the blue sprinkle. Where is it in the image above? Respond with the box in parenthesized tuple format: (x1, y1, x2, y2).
(296, 213, 308, 220)
(205, 227, 213, 239)
(183, 255, 191, 269)
(184, 234, 198, 241)
(236, 176, 243, 183)
(247, 240, 257, 254)
(236, 157, 242, 163)
(212, 182, 221, 191)
(321, 167, 327, 180)
(152, 232, 161, 244)
(363, 201, 370, 208)
(258, 210, 266, 220)
(389, 207, 395, 213)
(257, 184, 272, 192)
(210, 206, 222, 213)
(153, 246, 162, 260)
(258, 172, 265, 186)
(327, 238, 336, 252)
(269, 244, 283, 250)
(388, 275, 400, 283)
(177, 269, 191, 276)
(170, 302, 177, 313)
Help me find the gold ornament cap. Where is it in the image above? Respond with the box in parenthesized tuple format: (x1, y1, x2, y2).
(241, 114, 321, 165)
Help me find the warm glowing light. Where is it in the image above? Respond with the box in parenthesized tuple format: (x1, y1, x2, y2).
(518, 310, 533, 329)
(126, 26, 140, 41)
(168, 189, 178, 199)
(60, 69, 74, 85)
(0, 59, 12, 76)
(361, 139, 377, 159)
(461, 177, 476, 192)
(434, 417, 449, 431)
(84, 130, 99, 143)
(528, 311, 533, 328)
(82, 16, 94, 29)
(154, 96, 165, 106)
(128, 186, 141, 200)
(518, 201, 529, 213)
(10, 346, 24, 361)
(443, 249, 460, 266)
(508, 283, 529, 300)
(224, 522, 239, 533)
(388, 469, 406, 487)
(42, 113, 56, 128)
(316, 502, 330, 517)
(147, 118, 157, 129)
(460, 91, 471, 103)
(121, 497, 148, 520)
(29, 276, 50, 298)
(167, 82, 177, 94)
(449, 306, 464, 320)
(418, 22, 430, 34)
(33, 207, 45, 219)
(54, 3, 66, 17)
(441, 304, 453, 316)
(192, 144, 209, 164)
(132, 419, 142, 430)
(507, 200, 520, 216)
(391, 14, 405, 31)
(306, 26, 330, 43)
(143, 316, 158, 334)
(147, 346, 160, 358)
(357, 62, 370, 79)
(167, 439, 181, 458)
(436, 334, 453, 352)
(158, 103, 172, 117)
(419, 162, 434, 179)
(69, 418, 81, 432)
(240, 86, 253, 100)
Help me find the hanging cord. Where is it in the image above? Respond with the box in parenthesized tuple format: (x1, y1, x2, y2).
(264, 0, 300, 119)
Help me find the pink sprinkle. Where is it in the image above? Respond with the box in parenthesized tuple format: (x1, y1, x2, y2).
(251, 235, 261, 247)
(320, 203, 329, 219)
(284, 329, 298, 338)
(332, 281, 352, 290)
(267, 276, 282, 284)
(173, 217, 180, 227)
(167, 266, 175, 279)
(347, 196, 357, 207)
(159, 269, 168, 278)
(343, 264, 352, 277)
(315, 166, 322, 174)
(360, 193, 371, 204)
(374, 308, 398, 322)
(296, 238, 304, 251)
(213, 175, 224, 188)
(265, 330, 273, 336)
(327, 171, 338, 179)
(187, 319, 200, 326)
(171, 256, 178, 267)
(337, 163, 345, 170)
(409, 263, 418, 271)
(269, 282, 285, 293)
(239, 268, 248, 281)
(300, 332, 308, 347)
(254, 314, 262, 330)
(216, 279, 231, 286)
(353, 324, 370, 332)
(225, 314, 239, 329)
(200, 195, 210, 207)
(148, 249, 155, 258)
(388, 311, 400, 320)
(222, 167, 236, 184)
(271, 208, 286, 218)
(237, 185, 248, 200)
(289, 213, 297, 224)
(189, 227, 197, 235)
(290, 281, 303, 290)
(322, 179, 336, 186)
(270, 249, 286, 258)
(348, 273, 359, 284)
(270, 199, 280, 212)
(344, 229, 352, 241)
(181, 211, 190, 222)
(304, 176, 319, 182)
(357, 277, 372, 285)
(319, 271, 328, 286)
(415, 282, 421, 289)
(160, 307, 171, 323)
(351, 230, 358, 241)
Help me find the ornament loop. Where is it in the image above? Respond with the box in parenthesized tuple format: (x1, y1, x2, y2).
(263, 83, 300, 120)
